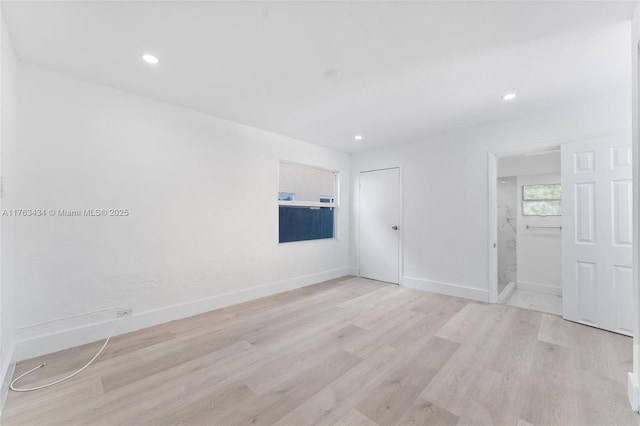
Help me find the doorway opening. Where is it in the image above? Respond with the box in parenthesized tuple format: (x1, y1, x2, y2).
(495, 148, 563, 315)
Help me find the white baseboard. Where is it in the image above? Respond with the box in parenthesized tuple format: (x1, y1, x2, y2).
(401, 276, 489, 302)
(349, 266, 359, 276)
(629, 372, 640, 412)
(16, 267, 350, 361)
(498, 281, 517, 304)
(0, 342, 16, 416)
(630, 344, 640, 412)
(517, 280, 562, 296)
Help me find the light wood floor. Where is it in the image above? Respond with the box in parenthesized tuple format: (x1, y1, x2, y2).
(3, 276, 639, 425)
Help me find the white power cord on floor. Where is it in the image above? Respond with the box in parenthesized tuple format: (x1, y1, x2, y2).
(10, 309, 126, 392)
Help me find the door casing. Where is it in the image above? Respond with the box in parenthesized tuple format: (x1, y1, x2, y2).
(487, 142, 565, 304)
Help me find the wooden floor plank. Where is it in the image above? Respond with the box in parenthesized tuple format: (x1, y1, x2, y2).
(143, 381, 256, 426)
(334, 408, 380, 426)
(520, 340, 579, 426)
(394, 397, 458, 426)
(215, 349, 362, 425)
(274, 346, 398, 426)
(356, 336, 459, 425)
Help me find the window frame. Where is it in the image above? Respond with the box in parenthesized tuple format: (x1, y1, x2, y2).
(521, 183, 562, 217)
(277, 161, 339, 244)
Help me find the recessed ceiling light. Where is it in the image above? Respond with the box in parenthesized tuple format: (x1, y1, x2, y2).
(354, 135, 363, 141)
(502, 93, 517, 101)
(142, 54, 159, 65)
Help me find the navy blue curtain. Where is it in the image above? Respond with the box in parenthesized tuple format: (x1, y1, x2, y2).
(279, 206, 334, 243)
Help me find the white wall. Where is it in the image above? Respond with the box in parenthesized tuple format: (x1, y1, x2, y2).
(0, 6, 17, 411)
(498, 151, 560, 177)
(516, 173, 562, 295)
(351, 93, 631, 302)
(629, 0, 640, 412)
(15, 64, 351, 360)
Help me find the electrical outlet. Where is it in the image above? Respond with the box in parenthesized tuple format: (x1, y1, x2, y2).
(117, 308, 133, 318)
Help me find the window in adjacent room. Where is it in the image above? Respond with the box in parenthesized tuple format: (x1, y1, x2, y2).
(522, 183, 561, 216)
(278, 162, 337, 243)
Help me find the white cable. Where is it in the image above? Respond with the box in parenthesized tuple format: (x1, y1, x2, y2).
(10, 312, 125, 392)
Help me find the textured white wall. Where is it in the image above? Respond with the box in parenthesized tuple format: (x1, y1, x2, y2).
(0, 6, 17, 405)
(351, 93, 631, 301)
(15, 64, 350, 358)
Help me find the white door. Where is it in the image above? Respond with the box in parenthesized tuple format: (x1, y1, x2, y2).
(562, 137, 633, 335)
(359, 168, 400, 284)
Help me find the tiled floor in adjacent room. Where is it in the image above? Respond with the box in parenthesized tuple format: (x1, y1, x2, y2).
(503, 288, 563, 316)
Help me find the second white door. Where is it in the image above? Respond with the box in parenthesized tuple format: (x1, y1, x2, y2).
(359, 168, 400, 284)
(562, 137, 633, 335)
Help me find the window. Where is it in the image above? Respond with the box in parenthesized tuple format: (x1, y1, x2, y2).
(278, 162, 337, 243)
(278, 192, 296, 201)
(522, 184, 561, 216)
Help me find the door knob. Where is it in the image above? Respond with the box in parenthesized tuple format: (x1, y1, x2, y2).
(392, 226, 398, 230)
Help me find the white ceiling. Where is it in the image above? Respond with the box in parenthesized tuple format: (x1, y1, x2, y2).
(2, 1, 637, 153)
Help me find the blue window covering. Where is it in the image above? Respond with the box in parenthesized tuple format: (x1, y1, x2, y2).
(279, 206, 334, 243)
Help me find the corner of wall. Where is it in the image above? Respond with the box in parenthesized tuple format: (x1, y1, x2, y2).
(0, 343, 15, 416)
(0, 4, 18, 417)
